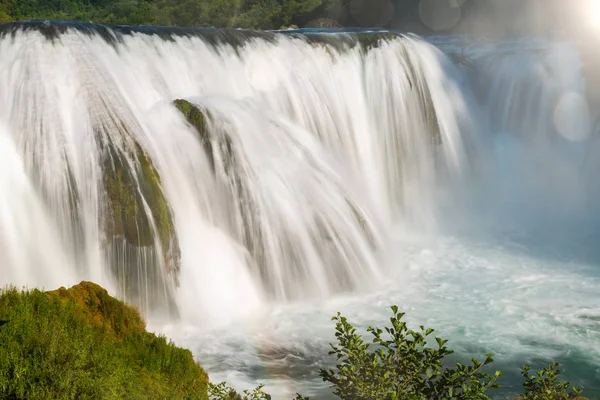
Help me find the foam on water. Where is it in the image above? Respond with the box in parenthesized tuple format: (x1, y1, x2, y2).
(161, 231, 600, 398)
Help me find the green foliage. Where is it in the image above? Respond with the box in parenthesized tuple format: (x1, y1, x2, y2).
(519, 362, 583, 400)
(209, 382, 273, 399)
(0, 0, 343, 29)
(320, 305, 501, 399)
(0, 282, 208, 400)
(278, 0, 319, 26)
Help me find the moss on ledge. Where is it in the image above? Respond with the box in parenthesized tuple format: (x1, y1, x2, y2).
(0, 281, 208, 400)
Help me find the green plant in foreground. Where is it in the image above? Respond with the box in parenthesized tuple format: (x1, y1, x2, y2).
(320, 306, 501, 400)
(210, 306, 587, 400)
(209, 382, 274, 399)
(0, 282, 208, 400)
(519, 362, 583, 400)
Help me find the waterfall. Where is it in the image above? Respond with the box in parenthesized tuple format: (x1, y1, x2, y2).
(0, 22, 473, 322)
(2, 21, 600, 397)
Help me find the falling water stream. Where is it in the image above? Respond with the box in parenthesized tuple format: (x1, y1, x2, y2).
(0, 22, 599, 398)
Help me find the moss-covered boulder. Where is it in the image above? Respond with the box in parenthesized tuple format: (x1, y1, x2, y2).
(174, 99, 216, 172)
(0, 281, 208, 400)
(102, 131, 181, 296)
(45, 281, 146, 339)
(102, 141, 180, 277)
(174, 99, 206, 134)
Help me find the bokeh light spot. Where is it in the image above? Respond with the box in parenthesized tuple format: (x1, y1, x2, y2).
(418, 0, 462, 31)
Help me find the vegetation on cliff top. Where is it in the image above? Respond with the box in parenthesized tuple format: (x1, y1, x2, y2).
(0, 0, 346, 28)
(0, 281, 208, 400)
(0, 0, 565, 33)
(0, 0, 484, 31)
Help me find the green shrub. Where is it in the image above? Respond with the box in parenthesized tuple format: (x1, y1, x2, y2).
(518, 362, 583, 400)
(319, 306, 501, 399)
(209, 382, 273, 399)
(0, 282, 208, 400)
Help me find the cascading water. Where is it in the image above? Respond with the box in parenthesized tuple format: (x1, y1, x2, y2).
(1, 22, 599, 398)
(0, 23, 469, 319)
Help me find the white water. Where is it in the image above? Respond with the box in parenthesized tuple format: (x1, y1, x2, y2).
(0, 25, 599, 397)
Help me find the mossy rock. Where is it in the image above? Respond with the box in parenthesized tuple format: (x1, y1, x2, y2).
(0, 282, 208, 400)
(174, 99, 205, 132)
(174, 99, 216, 172)
(174, 99, 272, 276)
(45, 281, 146, 340)
(98, 117, 181, 313)
(102, 140, 180, 276)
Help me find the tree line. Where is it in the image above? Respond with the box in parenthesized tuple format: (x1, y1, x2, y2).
(0, 0, 360, 29)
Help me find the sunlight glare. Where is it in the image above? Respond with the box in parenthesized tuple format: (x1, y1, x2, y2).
(589, 0, 600, 28)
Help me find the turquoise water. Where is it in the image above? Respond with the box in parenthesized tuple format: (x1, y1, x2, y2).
(164, 226, 600, 398)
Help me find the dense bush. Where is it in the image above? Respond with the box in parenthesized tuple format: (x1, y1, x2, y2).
(209, 306, 586, 400)
(0, 281, 208, 400)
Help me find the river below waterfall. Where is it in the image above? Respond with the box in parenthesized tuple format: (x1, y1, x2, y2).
(161, 228, 600, 399)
